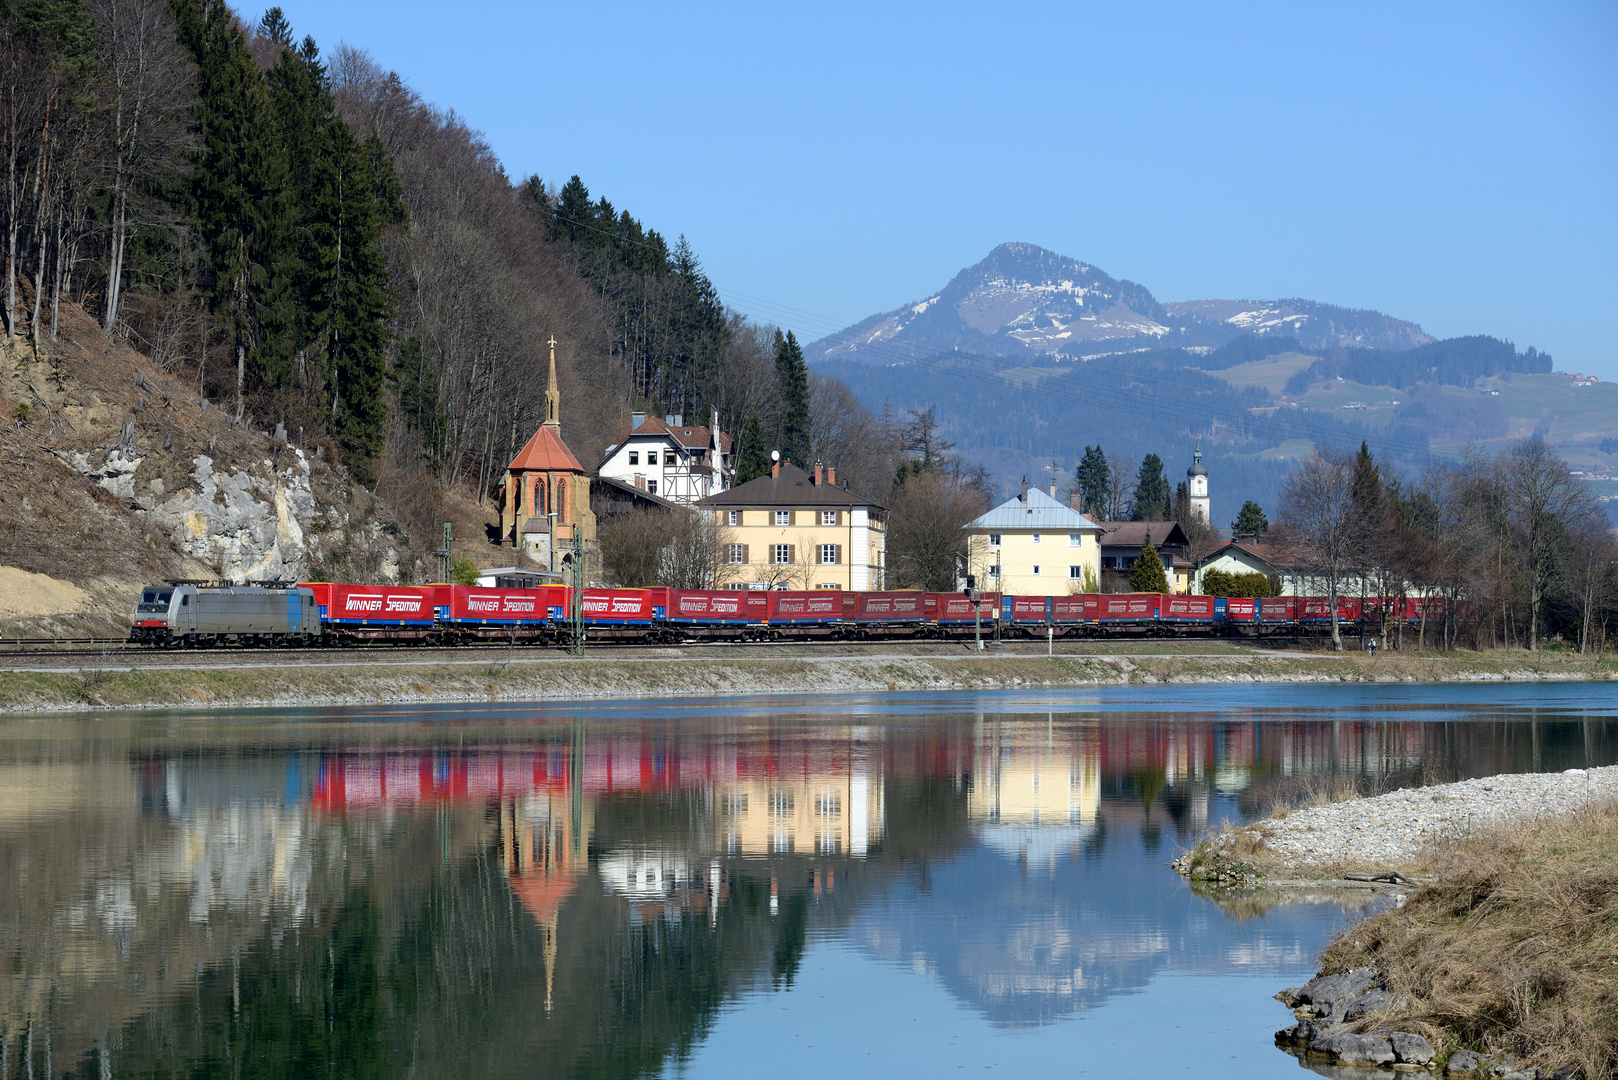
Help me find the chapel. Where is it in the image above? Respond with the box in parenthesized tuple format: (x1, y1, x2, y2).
(499, 337, 597, 569)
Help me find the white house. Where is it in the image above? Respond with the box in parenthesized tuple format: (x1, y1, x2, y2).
(597, 409, 734, 504)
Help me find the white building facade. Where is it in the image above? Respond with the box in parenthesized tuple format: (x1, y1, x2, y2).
(597, 410, 734, 504)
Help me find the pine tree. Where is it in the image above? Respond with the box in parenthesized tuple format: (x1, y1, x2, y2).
(774, 329, 810, 466)
(1131, 453, 1170, 520)
(176, 0, 296, 418)
(1351, 441, 1384, 522)
(550, 175, 596, 243)
(1075, 444, 1109, 517)
(263, 30, 403, 477)
(1129, 536, 1169, 593)
(735, 413, 770, 484)
(1232, 500, 1269, 540)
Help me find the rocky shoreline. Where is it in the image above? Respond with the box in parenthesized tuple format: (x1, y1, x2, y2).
(1176, 767, 1618, 1078)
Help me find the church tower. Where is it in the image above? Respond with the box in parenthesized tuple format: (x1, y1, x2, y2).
(543, 335, 561, 433)
(1187, 444, 1210, 524)
(500, 335, 597, 573)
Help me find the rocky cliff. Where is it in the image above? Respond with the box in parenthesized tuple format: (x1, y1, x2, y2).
(0, 299, 426, 637)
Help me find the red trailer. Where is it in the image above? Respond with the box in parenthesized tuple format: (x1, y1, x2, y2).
(666, 590, 769, 625)
(1222, 597, 1258, 623)
(766, 590, 851, 626)
(1401, 596, 1447, 623)
(1161, 594, 1217, 624)
(442, 585, 567, 625)
(1050, 595, 1094, 625)
(926, 593, 1000, 627)
(578, 588, 668, 627)
(1093, 593, 1160, 623)
(302, 582, 438, 630)
(1299, 596, 1361, 623)
(853, 591, 928, 625)
(1001, 595, 1051, 626)
(1256, 596, 1298, 623)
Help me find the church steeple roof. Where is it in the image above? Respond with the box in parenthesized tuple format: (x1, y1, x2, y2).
(507, 334, 583, 473)
(543, 335, 561, 433)
(508, 425, 583, 473)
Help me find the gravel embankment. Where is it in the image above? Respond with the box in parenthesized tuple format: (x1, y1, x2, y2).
(1258, 765, 1618, 871)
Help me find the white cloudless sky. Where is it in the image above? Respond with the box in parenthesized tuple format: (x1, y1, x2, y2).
(274, 0, 1617, 376)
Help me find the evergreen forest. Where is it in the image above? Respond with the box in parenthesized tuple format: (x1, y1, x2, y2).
(1, 0, 873, 512)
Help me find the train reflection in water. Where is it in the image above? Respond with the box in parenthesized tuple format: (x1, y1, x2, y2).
(1, 690, 1613, 1078)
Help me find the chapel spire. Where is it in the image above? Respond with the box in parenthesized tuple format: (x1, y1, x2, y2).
(544, 335, 561, 433)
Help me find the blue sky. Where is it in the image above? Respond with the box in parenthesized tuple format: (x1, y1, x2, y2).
(278, 1, 1616, 376)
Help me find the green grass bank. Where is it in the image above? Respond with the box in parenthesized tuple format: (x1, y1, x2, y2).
(0, 645, 1612, 713)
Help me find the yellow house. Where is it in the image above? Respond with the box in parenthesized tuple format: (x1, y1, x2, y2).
(701, 461, 886, 590)
(963, 483, 1102, 595)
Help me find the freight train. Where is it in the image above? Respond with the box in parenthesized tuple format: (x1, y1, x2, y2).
(128, 580, 1447, 648)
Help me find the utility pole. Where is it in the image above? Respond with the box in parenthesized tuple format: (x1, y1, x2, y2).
(569, 535, 585, 655)
(436, 522, 453, 582)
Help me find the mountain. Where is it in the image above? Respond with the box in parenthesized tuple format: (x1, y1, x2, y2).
(806, 243, 1606, 524)
(807, 242, 1432, 366)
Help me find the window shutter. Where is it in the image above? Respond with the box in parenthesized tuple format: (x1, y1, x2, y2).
(788, 544, 796, 564)
(741, 544, 749, 565)
(834, 544, 842, 564)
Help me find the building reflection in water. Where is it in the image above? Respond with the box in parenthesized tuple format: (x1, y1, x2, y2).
(0, 697, 1611, 1077)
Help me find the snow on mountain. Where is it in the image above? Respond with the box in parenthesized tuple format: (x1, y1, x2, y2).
(806, 243, 1431, 365)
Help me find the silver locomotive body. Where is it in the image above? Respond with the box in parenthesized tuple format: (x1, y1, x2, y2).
(130, 583, 322, 646)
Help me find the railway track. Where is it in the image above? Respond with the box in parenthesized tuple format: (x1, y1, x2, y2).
(0, 631, 1340, 665)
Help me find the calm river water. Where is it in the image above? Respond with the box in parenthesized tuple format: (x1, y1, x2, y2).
(3, 683, 1616, 1079)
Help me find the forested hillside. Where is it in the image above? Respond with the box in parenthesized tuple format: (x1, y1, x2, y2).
(6, 0, 916, 549)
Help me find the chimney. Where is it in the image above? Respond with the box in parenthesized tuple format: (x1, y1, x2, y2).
(631, 411, 645, 429)
(664, 414, 675, 425)
(1050, 480, 1057, 498)
(673, 414, 683, 426)
(771, 459, 780, 479)
(813, 461, 823, 485)
(1069, 491, 1083, 511)
(827, 466, 836, 486)
(1020, 477, 1028, 502)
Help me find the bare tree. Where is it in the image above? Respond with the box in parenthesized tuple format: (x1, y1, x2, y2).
(1499, 438, 1591, 650)
(1277, 448, 1360, 651)
(886, 467, 989, 591)
(809, 372, 899, 500)
(598, 506, 729, 588)
(93, 0, 191, 336)
(659, 507, 727, 589)
(1105, 452, 1134, 521)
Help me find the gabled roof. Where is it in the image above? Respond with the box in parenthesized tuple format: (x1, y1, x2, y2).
(592, 474, 680, 510)
(700, 462, 883, 509)
(1197, 539, 1285, 569)
(1097, 521, 1190, 549)
(966, 488, 1103, 532)
(508, 425, 583, 474)
(614, 416, 734, 453)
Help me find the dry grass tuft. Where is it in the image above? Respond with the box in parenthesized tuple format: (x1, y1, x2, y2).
(1267, 771, 1390, 819)
(1320, 799, 1618, 1077)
